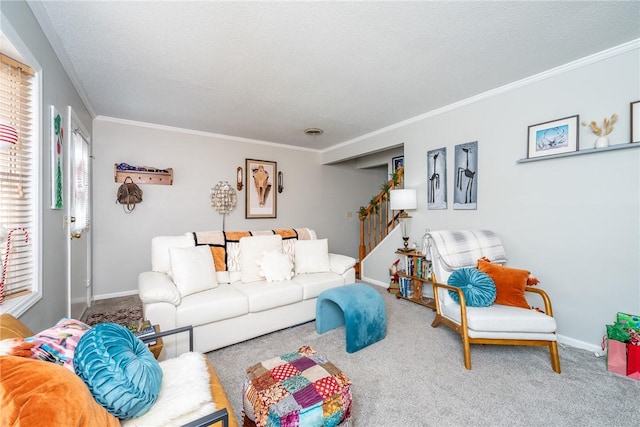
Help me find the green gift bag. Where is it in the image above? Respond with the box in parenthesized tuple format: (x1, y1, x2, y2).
(617, 312, 640, 331)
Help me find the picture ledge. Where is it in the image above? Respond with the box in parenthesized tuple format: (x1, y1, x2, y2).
(517, 142, 640, 163)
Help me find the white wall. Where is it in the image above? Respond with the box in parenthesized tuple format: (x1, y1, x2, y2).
(92, 119, 385, 297)
(344, 42, 640, 350)
(2, 1, 93, 331)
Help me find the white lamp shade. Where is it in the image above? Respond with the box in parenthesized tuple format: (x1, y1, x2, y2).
(390, 189, 417, 210)
(0, 122, 18, 149)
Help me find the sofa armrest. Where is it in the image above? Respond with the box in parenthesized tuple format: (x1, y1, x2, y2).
(329, 253, 356, 275)
(138, 271, 181, 306)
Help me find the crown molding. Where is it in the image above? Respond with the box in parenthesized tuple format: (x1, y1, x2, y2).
(95, 115, 320, 152)
(325, 38, 640, 155)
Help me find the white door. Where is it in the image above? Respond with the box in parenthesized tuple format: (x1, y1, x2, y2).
(66, 107, 92, 319)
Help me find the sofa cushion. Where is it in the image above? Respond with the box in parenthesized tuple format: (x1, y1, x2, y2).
(177, 285, 249, 327)
(169, 245, 218, 297)
(258, 250, 293, 282)
(73, 323, 162, 419)
(239, 235, 283, 283)
(447, 268, 496, 307)
(232, 280, 303, 313)
(151, 235, 194, 274)
(292, 272, 346, 300)
(442, 302, 557, 333)
(294, 238, 330, 274)
(477, 258, 533, 309)
(0, 356, 120, 427)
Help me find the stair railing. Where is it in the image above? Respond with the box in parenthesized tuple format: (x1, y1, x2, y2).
(358, 167, 403, 275)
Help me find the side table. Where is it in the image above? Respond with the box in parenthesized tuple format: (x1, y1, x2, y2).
(148, 325, 164, 359)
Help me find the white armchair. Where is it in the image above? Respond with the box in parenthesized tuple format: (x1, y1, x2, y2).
(426, 230, 561, 373)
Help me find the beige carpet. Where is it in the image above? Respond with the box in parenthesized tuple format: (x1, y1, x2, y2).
(207, 284, 639, 426)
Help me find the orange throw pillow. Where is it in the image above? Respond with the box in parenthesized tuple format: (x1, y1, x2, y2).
(0, 356, 120, 427)
(476, 258, 533, 309)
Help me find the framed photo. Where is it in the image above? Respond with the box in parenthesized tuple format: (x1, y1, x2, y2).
(453, 141, 477, 210)
(427, 147, 447, 210)
(392, 156, 404, 174)
(527, 115, 579, 159)
(631, 100, 640, 143)
(245, 159, 277, 218)
(50, 106, 64, 209)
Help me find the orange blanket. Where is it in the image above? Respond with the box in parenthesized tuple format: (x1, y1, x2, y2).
(190, 228, 314, 272)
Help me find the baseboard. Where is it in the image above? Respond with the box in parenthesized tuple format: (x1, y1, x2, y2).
(557, 334, 605, 356)
(360, 277, 388, 288)
(93, 289, 139, 301)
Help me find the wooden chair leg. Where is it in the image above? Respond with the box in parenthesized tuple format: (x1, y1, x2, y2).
(461, 332, 472, 370)
(431, 314, 443, 328)
(549, 341, 561, 373)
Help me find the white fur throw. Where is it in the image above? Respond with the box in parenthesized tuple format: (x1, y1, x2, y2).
(122, 352, 215, 427)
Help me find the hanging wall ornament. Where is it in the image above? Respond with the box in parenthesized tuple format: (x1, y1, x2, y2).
(210, 181, 237, 230)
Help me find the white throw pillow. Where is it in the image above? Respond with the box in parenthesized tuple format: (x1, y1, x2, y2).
(239, 235, 283, 283)
(294, 238, 331, 274)
(257, 250, 293, 282)
(169, 245, 218, 296)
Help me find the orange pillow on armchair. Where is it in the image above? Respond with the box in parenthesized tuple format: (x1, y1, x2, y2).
(476, 258, 537, 309)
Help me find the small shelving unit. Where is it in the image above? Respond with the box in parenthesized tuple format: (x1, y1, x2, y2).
(395, 250, 435, 310)
(114, 164, 173, 185)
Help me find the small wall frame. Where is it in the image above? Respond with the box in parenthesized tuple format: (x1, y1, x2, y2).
(527, 115, 579, 159)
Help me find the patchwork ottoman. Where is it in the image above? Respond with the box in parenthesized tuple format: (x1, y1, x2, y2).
(243, 346, 352, 427)
(316, 283, 387, 353)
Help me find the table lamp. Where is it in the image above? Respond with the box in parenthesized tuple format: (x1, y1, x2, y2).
(390, 188, 417, 252)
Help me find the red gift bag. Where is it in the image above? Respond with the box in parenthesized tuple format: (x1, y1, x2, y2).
(607, 339, 627, 375)
(626, 343, 640, 379)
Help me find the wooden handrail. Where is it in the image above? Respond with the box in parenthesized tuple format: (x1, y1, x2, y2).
(358, 167, 403, 276)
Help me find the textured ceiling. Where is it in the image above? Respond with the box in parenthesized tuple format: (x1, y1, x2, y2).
(29, 1, 640, 151)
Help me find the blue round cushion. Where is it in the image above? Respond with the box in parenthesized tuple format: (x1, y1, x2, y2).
(447, 268, 496, 307)
(73, 323, 162, 419)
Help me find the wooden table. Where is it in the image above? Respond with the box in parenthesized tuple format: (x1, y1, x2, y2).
(148, 325, 164, 359)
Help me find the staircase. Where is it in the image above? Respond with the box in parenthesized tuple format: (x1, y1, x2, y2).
(357, 167, 403, 277)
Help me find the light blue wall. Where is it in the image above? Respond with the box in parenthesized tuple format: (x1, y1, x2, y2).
(358, 42, 640, 350)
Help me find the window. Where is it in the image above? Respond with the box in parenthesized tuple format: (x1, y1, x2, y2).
(0, 51, 40, 313)
(70, 129, 90, 233)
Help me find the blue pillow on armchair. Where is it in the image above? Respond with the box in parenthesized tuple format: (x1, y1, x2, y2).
(73, 323, 162, 419)
(447, 268, 496, 307)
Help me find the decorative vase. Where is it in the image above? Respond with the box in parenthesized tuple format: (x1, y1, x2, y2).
(595, 136, 610, 149)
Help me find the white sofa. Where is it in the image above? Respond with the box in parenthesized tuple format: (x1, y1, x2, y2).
(138, 229, 356, 357)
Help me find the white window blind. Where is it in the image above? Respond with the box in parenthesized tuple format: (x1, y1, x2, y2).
(71, 129, 90, 232)
(0, 54, 35, 302)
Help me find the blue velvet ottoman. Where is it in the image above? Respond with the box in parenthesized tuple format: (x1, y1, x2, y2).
(316, 283, 387, 353)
